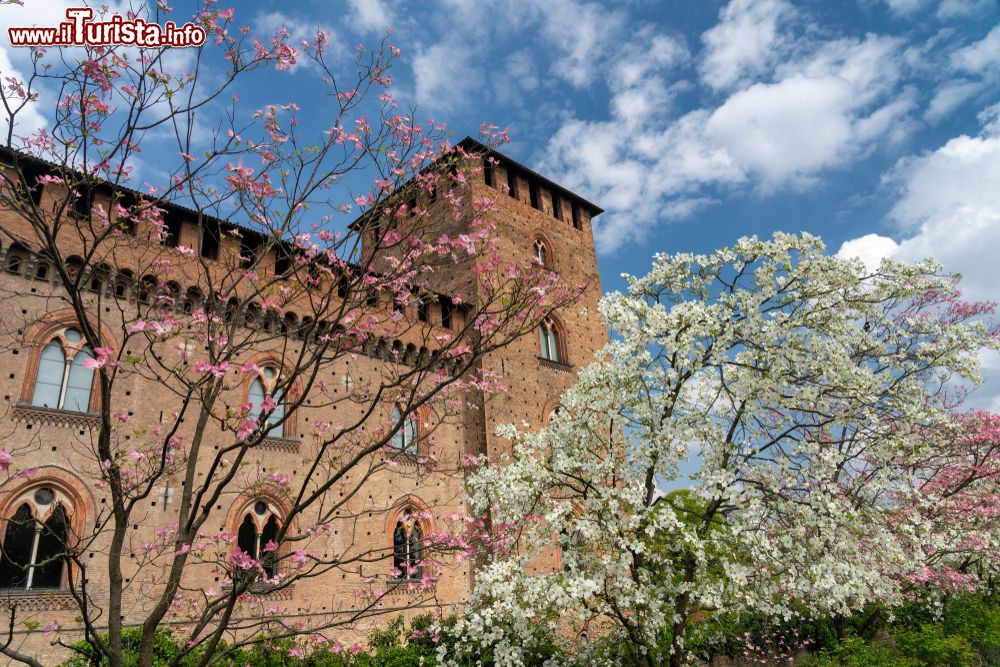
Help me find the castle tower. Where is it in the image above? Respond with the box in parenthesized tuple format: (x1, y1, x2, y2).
(457, 137, 607, 463)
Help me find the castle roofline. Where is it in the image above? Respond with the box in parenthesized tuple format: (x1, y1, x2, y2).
(457, 137, 603, 217)
(0, 146, 276, 248)
(0, 147, 460, 303)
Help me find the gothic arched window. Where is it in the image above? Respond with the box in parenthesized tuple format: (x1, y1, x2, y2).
(538, 318, 561, 363)
(248, 367, 286, 438)
(235, 500, 281, 581)
(391, 514, 423, 580)
(390, 405, 418, 454)
(31, 329, 95, 412)
(533, 238, 548, 267)
(0, 487, 71, 590)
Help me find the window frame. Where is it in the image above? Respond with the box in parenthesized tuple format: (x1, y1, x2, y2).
(28, 328, 97, 413)
(389, 508, 427, 582)
(389, 404, 420, 455)
(538, 317, 564, 364)
(0, 473, 90, 594)
(234, 499, 283, 582)
(246, 365, 290, 439)
(533, 237, 550, 268)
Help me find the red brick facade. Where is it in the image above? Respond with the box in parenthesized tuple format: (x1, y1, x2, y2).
(0, 141, 606, 661)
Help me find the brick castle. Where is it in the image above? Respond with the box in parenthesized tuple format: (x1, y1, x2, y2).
(0, 138, 606, 661)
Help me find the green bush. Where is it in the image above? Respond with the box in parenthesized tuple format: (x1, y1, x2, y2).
(893, 624, 977, 667)
(62, 627, 195, 667)
(58, 614, 563, 667)
(802, 636, 919, 667)
(943, 594, 1000, 665)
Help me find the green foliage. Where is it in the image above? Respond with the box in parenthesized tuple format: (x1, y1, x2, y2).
(62, 627, 189, 667)
(943, 594, 1000, 664)
(893, 624, 977, 667)
(680, 592, 1000, 667)
(58, 614, 561, 667)
(802, 637, 920, 667)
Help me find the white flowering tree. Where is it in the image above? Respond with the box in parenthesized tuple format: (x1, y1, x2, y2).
(450, 233, 1000, 667)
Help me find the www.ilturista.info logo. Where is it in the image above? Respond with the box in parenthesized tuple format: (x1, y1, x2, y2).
(7, 8, 207, 47)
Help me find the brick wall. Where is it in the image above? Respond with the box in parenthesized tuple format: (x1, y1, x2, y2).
(0, 143, 606, 660)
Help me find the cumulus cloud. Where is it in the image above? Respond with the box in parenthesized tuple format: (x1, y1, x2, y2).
(412, 40, 480, 113)
(951, 24, 1000, 75)
(937, 0, 996, 19)
(699, 0, 796, 92)
(837, 111, 1000, 408)
(925, 79, 986, 123)
(535, 0, 626, 88)
(346, 0, 393, 34)
(706, 35, 915, 188)
(537, 25, 915, 252)
(837, 106, 1000, 303)
(0, 47, 47, 142)
(883, 0, 933, 16)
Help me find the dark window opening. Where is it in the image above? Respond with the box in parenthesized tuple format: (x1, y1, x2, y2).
(72, 185, 93, 219)
(19, 163, 46, 207)
(441, 299, 453, 330)
(5, 252, 23, 275)
(200, 223, 220, 260)
(0, 501, 70, 590)
(236, 506, 281, 582)
(162, 209, 182, 248)
(506, 168, 518, 200)
(552, 194, 562, 221)
(417, 299, 429, 323)
(112, 193, 137, 235)
(274, 248, 293, 277)
(483, 159, 495, 188)
(571, 204, 582, 230)
(239, 237, 259, 269)
(337, 274, 350, 299)
(391, 517, 423, 581)
(529, 181, 541, 210)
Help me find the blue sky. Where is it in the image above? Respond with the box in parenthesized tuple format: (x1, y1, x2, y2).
(2, 0, 999, 408)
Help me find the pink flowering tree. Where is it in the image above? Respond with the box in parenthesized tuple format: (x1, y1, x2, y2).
(893, 410, 1000, 595)
(0, 4, 575, 666)
(450, 234, 1000, 667)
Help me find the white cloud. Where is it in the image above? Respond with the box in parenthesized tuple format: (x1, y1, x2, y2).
(412, 41, 480, 113)
(837, 111, 1000, 303)
(699, 0, 796, 92)
(951, 24, 1000, 75)
(0, 47, 47, 142)
(925, 79, 986, 123)
(699, 35, 913, 190)
(704, 75, 874, 188)
(536, 0, 626, 88)
(346, 0, 393, 34)
(883, 0, 933, 16)
(836, 233, 900, 270)
(538, 26, 915, 253)
(837, 116, 1000, 409)
(937, 0, 996, 19)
